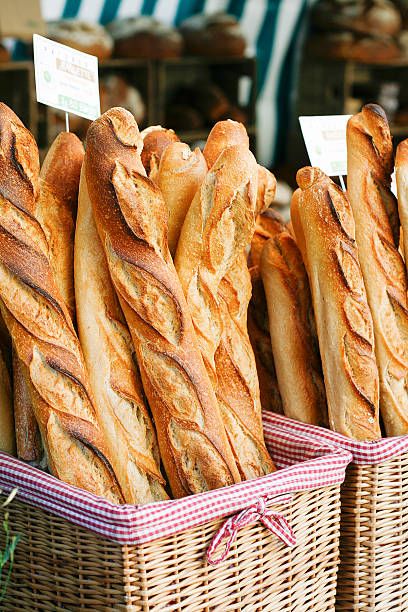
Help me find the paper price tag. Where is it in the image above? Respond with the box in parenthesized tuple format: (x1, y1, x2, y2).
(33, 34, 100, 121)
(299, 115, 352, 177)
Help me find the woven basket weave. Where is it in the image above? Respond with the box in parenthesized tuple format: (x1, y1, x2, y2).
(1, 485, 341, 611)
(338, 455, 408, 611)
(269, 413, 408, 611)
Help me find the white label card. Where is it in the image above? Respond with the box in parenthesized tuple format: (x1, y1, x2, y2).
(33, 34, 100, 121)
(299, 115, 352, 177)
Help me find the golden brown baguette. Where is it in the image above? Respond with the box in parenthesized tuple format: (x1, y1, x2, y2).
(256, 165, 277, 214)
(85, 107, 240, 498)
(175, 143, 275, 478)
(248, 211, 285, 414)
(37, 131, 84, 321)
(261, 232, 327, 425)
(396, 139, 408, 266)
(203, 119, 249, 168)
(0, 346, 14, 455)
(140, 125, 179, 181)
(291, 166, 380, 440)
(157, 142, 207, 256)
(347, 104, 408, 437)
(0, 102, 123, 501)
(12, 347, 41, 461)
(75, 168, 168, 503)
(13, 132, 84, 465)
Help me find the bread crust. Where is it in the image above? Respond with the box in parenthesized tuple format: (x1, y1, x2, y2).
(85, 107, 240, 497)
(0, 346, 14, 455)
(140, 125, 179, 180)
(157, 142, 207, 256)
(0, 102, 123, 501)
(12, 347, 41, 461)
(347, 105, 408, 436)
(396, 140, 408, 267)
(75, 168, 168, 503)
(291, 166, 380, 440)
(261, 232, 327, 426)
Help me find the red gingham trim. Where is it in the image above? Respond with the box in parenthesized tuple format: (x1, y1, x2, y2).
(265, 412, 408, 465)
(0, 412, 351, 545)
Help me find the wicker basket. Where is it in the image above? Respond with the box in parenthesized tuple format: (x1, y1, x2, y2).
(0, 414, 351, 611)
(270, 412, 408, 611)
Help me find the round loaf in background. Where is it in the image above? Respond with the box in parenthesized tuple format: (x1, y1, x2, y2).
(108, 17, 182, 59)
(47, 20, 113, 60)
(180, 12, 246, 57)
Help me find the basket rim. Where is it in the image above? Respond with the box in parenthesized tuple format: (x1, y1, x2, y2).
(0, 412, 351, 544)
(267, 412, 408, 465)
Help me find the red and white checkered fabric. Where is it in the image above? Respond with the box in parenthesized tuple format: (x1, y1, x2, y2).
(0, 412, 351, 545)
(267, 412, 408, 465)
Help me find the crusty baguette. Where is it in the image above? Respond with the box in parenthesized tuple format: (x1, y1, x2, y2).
(175, 143, 275, 478)
(0, 102, 123, 501)
(347, 104, 408, 437)
(12, 347, 41, 461)
(248, 211, 285, 414)
(140, 125, 179, 181)
(261, 232, 327, 425)
(85, 107, 240, 498)
(75, 168, 168, 503)
(14, 132, 84, 465)
(37, 131, 84, 321)
(203, 119, 275, 216)
(291, 166, 381, 440)
(0, 346, 14, 455)
(396, 139, 408, 266)
(157, 142, 207, 256)
(256, 165, 277, 214)
(203, 119, 249, 168)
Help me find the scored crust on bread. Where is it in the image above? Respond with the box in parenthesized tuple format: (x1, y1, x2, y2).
(396, 139, 408, 267)
(347, 105, 408, 436)
(157, 141, 207, 256)
(12, 347, 42, 462)
(75, 169, 168, 503)
(0, 102, 123, 501)
(291, 166, 381, 440)
(261, 231, 327, 426)
(175, 141, 275, 478)
(85, 107, 240, 498)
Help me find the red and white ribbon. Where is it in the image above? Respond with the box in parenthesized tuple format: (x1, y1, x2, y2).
(206, 494, 296, 566)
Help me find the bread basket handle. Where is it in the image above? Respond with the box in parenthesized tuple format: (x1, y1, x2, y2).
(206, 494, 296, 566)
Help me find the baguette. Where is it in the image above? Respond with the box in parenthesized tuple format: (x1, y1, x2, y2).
(396, 139, 408, 266)
(140, 125, 179, 181)
(256, 165, 277, 214)
(75, 168, 168, 503)
(249, 208, 286, 269)
(37, 131, 84, 321)
(261, 232, 327, 425)
(291, 166, 380, 440)
(0, 346, 14, 455)
(175, 143, 275, 478)
(0, 102, 123, 501)
(347, 104, 408, 436)
(12, 347, 41, 461)
(85, 107, 240, 498)
(13, 132, 84, 464)
(157, 142, 207, 256)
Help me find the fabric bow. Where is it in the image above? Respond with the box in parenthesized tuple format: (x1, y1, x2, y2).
(206, 494, 296, 566)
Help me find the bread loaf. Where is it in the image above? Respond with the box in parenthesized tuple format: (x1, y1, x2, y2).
(396, 139, 408, 266)
(13, 132, 84, 464)
(157, 142, 207, 256)
(37, 131, 84, 321)
(140, 125, 179, 181)
(261, 232, 327, 425)
(249, 209, 286, 269)
(0, 346, 14, 455)
(75, 168, 168, 503)
(85, 107, 240, 497)
(291, 167, 380, 440)
(12, 347, 41, 461)
(203, 119, 248, 168)
(347, 104, 408, 436)
(256, 166, 277, 214)
(0, 102, 123, 501)
(175, 143, 275, 478)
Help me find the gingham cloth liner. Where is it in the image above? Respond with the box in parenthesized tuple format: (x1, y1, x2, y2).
(266, 411, 408, 465)
(0, 412, 351, 545)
